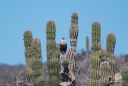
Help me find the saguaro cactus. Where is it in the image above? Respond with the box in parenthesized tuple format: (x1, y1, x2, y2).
(106, 33, 116, 81)
(69, 12, 79, 53)
(122, 67, 128, 86)
(46, 20, 60, 86)
(82, 36, 90, 74)
(86, 36, 89, 52)
(31, 38, 45, 86)
(86, 36, 89, 61)
(69, 13, 79, 78)
(23, 30, 33, 86)
(90, 21, 101, 86)
(23, 31, 45, 86)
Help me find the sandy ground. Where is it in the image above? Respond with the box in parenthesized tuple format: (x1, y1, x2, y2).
(115, 73, 122, 81)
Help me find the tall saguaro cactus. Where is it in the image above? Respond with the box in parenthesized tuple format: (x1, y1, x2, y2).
(106, 33, 116, 81)
(24, 31, 45, 86)
(46, 20, 60, 86)
(90, 22, 101, 86)
(23, 30, 33, 86)
(31, 38, 45, 86)
(69, 13, 79, 77)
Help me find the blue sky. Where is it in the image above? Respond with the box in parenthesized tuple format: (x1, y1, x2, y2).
(0, 0, 128, 65)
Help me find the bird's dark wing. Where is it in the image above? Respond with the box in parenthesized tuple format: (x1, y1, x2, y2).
(60, 43, 62, 51)
(65, 43, 67, 51)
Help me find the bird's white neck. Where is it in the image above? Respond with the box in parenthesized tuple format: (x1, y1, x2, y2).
(61, 39, 66, 44)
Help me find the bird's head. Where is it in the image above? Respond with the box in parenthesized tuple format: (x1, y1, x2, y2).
(61, 37, 66, 45)
(62, 37, 65, 40)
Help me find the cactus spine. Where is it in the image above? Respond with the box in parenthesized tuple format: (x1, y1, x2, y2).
(23, 30, 33, 86)
(106, 33, 116, 82)
(31, 38, 45, 86)
(46, 20, 60, 86)
(122, 67, 128, 86)
(90, 22, 101, 86)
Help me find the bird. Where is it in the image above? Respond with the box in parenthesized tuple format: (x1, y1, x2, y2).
(60, 37, 67, 55)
